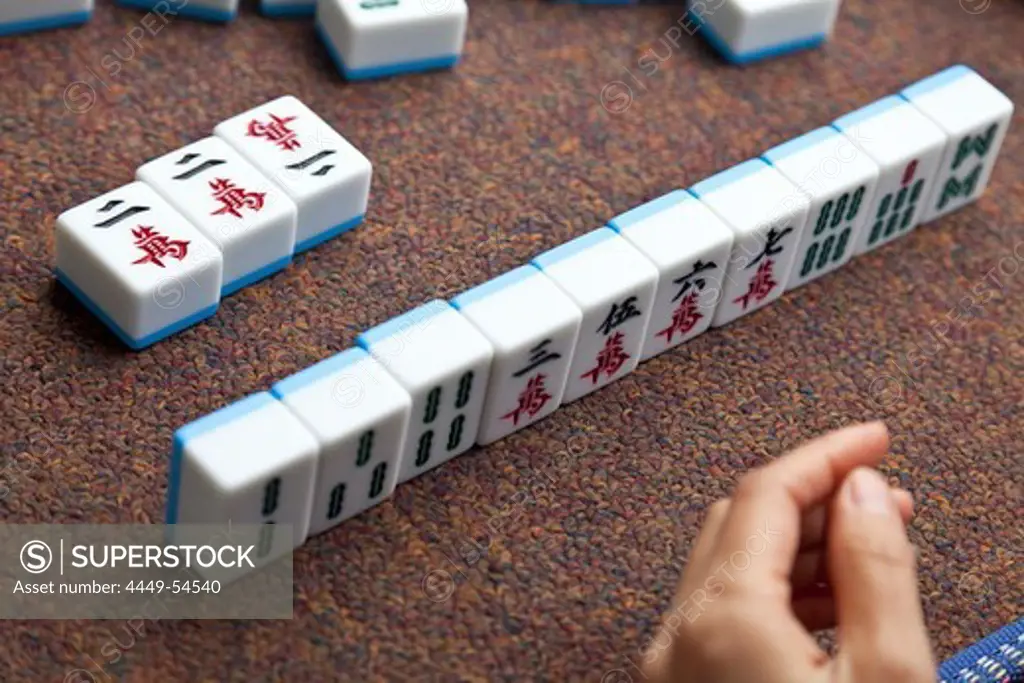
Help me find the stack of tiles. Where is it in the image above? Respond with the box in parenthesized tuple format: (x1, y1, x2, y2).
(315, 0, 469, 80)
(0, 0, 92, 37)
(688, 0, 842, 65)
(167, 65, 1013, 577)
(55, 96, 371, 350)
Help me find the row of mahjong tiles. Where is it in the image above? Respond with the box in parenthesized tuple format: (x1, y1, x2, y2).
(167, 64, 1012, 571)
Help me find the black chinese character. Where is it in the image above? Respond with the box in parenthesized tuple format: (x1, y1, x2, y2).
(671, 259, 717, 302)
(512, 339, 561, 378)
(746, 226, 793, 269)
(597, 296, 642, 335)
(93, 199, 150, 229)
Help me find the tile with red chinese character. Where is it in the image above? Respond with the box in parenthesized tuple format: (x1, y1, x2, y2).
(214, 96, 372, 254)
(532, 228, 658, 403)
(137, 137, 298, 297)
(55, 181, 223, 350)
(610, 190, 734, 360)
(690, 160, 810, 327)
(452, 265, 583, 445)
(357, 301, 494, 483)
(833, 96, 947, 255)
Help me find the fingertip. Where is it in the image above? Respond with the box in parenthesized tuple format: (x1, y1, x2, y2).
(893, 489, 914, 522)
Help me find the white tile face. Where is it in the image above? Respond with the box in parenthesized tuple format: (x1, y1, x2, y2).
(0, 0, 91, 32)
(214, 96, 372, 253)
(169, 393, 320, 562)
(610, 191, 734, 360)
(833, 96, 947, 256)
(692, 0, 839, 60)
(532, 228, 658, 403)
(316, 0, 467, 78)
(137, 137, 298, 296)
(272, 348, 412, 535)
(901, 66, 1015, 222)
(358, 301, 494, 483)
(763, 127, 881, 291)
(452, 266, 582, 445)
(690, 160, 810, 327)
(55, 182, 222, 349)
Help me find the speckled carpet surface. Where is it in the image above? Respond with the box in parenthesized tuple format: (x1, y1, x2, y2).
(1, 0, 1022, 680)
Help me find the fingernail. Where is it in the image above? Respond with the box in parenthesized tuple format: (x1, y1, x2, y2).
(848, 468, 893, 515)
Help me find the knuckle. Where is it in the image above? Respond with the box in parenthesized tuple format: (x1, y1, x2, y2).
(840, 527, 917, 571)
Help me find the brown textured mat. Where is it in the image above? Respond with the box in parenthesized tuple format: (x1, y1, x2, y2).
(1, 0, 1022, 680)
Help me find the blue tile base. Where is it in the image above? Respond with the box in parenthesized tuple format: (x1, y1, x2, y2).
(316, 22, 459, 80)
(117, 0, 236, 22)
(260, 1, 315, 17)
(55, 270, 219, 350)
(0, 10, 92, 37)
(689, 9, 825, 65)
(295, 214, 364, 253)
(220, 254, 292, 297)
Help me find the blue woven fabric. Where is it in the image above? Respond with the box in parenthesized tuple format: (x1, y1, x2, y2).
(938, 618, 1024, 682)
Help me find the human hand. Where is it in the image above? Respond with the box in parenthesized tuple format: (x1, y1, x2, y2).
(643, 422, 934, 683)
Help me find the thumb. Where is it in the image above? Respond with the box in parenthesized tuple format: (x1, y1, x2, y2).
(828, 468, 934, 683)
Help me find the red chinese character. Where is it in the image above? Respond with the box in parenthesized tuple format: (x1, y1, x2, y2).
(246, 113, 300, 152)
(131, 227, 190, 269)
(501, 374, 552, 426)
(209, 178, 266, 219)
(733, 258, 777, 310)
(657, 290, 702, 343)
(581, 332, 630, 385)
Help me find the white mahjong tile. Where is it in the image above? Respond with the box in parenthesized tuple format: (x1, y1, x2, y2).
(833, 96, 947, 254)
(532, 228, 658, 402)
(689, 159, 810, 326)
(901, 65, 1014, 222)
(452, 265, 582, 444)
(610, 190, 734, 359)
(358, 301, 494, 483)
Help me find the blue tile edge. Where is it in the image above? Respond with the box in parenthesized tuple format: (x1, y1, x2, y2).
(0, 10, 92, 36)
(260, 1, 316, 17)
(833, 95, 906, 130)
(167, 392, 278, 525)
(609, 190, 693, 232)
(117, 0, 237, 22)
(762, 126, 842, 163)
(272, 348, 370, 398)
(55, 269, 219, 350)
(295, 214, 364, 253)
(901, 64, 975, 101)
(317, 21, 459, 80)
(451, 265, 543, 310)
(689, 159, 769, 197)
(221, 254, 292, 297)
(937, 618, 1024, 683)
(358, 299, 452, 348)
(532, 227, 618, 270)
(689, 9, 825, 65)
